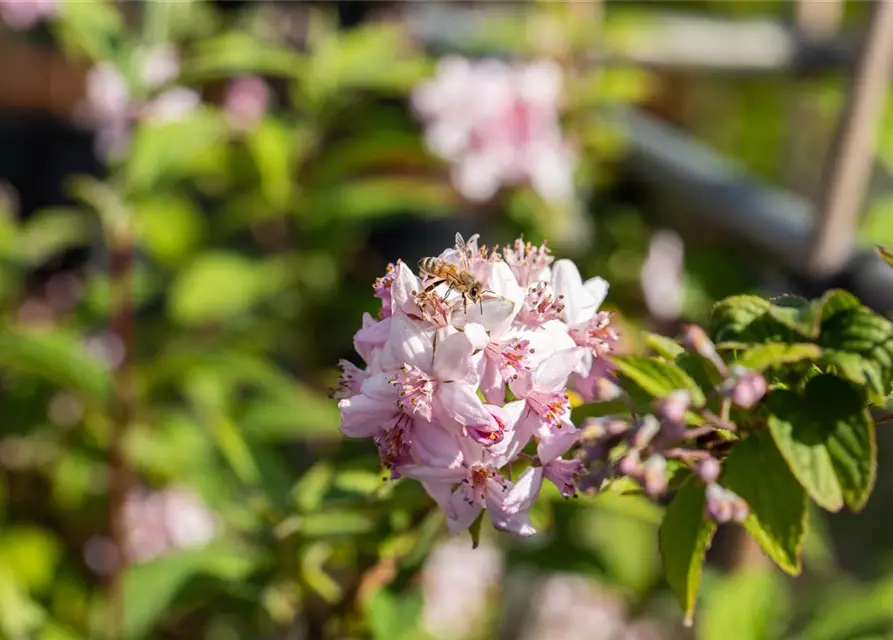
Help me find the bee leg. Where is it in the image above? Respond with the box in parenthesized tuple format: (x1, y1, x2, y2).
(479, 298, 484, 314)
(423, 279, 445, 294)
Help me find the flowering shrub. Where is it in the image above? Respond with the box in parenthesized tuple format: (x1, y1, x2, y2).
(338, 233, 617, 537)
(340, 235, 893, 624)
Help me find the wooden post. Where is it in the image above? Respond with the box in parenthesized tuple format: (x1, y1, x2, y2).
(808, 0, 893, 277)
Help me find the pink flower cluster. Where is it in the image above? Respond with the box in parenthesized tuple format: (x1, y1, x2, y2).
(337, 234, 617, 537)
(412, 57, 577, 205)
(0, 0, 54, 30)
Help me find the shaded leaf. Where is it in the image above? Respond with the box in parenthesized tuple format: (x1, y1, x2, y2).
(819, 304, 893, 401)
(767, 375, 876, 512)
(721, 434, 807, 575)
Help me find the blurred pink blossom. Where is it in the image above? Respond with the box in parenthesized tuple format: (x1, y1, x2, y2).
(122, 486, 219, 564)
(412, 57, 576, 204)
(0, 0, 55, 30)
(640, 229, 685, 323)
(223, 75, 271, 132)
(421, 540, 503, 639)
(82, 47, 200, 161)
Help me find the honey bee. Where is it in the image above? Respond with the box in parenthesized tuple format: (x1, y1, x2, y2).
(418, 233, 485, 313)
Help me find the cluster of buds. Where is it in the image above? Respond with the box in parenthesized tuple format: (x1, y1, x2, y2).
(580, 325, 768, 525)
(337, 233, 617, 537)
(411, 57, 577, 205)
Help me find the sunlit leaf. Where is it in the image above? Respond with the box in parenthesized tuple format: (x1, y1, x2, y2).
(659, 478, 716, 626)
(721, 433, 806, 575)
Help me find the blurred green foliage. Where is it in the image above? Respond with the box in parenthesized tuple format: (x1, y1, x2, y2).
(0, 1, 892, 639)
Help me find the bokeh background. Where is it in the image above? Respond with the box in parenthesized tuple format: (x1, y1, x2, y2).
(1, 1, 893, 638)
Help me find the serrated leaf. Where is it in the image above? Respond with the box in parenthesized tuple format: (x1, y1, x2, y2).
(612, 355, 706, 407)
(710, 295, 771, 342)
(819, 305, 893, 399)
(767, 390, 844, 512)
(643, 332, 684, 359)
(767, 297, 821, 339)
(810, 376, 876, 511)
(767, 375, 876, 512)
(659, 478, 717, 626)
(731, 343, 822, 371)
(721, 433, 807, 575)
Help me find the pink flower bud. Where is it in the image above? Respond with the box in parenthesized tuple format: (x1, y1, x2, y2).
(643, 454, 668, 496)
(696, 457, 721, 484)
(727, 368, 768, 409)
(617, 451, 640, 476)
(653, 390, 690, 425)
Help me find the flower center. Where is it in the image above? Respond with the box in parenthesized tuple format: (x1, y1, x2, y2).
(517, 282, 564, 327)
(377, 414, 413, 477)
(569, 311, 617, 355)
(528, 390, 570, 428)
(394, 364, 435, 421)
(502, 239, 554, 286)
(463, 465, 502, 504)
(490, 337, 531, 381)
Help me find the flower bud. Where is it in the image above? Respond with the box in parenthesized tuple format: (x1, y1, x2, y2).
(591, 377, 623, 402)
(653, 390, 690, 425)
(724, 367, 768, 409)
(681, 324, 727, 374)
(642, 454, 668, 496)
(704, 483, 748, 524)
(617, 450, 641, 476)
(632, 415, 662, 450)
(696, 457, 722, 484)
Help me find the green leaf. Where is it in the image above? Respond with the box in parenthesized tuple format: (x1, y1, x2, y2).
(612, 355, 706, 407)
(292, 462, 335, 513)
(709, 295, 772, 342)
(16, 208, 92, 267)
(0, 567, 45, 640)
(818, 304, 893, 400)
(53, 0, 122, 61)
(767, 375, 876, 512)
(643, 331, 684, 359)
(468, 510, 484, 550)
(876, 245, 893, 270)
(0, 527, 61, 593)
(182, 32, 305, 81)
(125, 108, 228, 194)
(659, 478, 717, 626)
(0, 328, 110, 400)
(698, 567, 787, 640)
(799, 576, 893, 640)
(246, 119, 294, 210)
(731, 343, 822, 371)
(93, 544, 257, 640)
(812, 376, 876, 511)
(721, 434, 807, 575)
(363, 588, 424, 640)
(306, 177, 459, 221)
(133, 196, 205, 268)
(169, 253, 267, 325)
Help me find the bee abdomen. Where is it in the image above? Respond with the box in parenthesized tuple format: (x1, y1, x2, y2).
(418, 257, 439, 275)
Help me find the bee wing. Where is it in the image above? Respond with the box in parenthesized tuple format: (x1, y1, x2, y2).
(454, 233, 471, 271)
(451, 293, 516, 330)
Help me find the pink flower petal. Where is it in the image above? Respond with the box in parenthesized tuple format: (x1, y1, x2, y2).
(500, 466, 543, 514)
(432, 331, 474, 381)
(381, 315, 434, 372)
(533, 347, 585, 394)
(436, 381, 493, 430)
